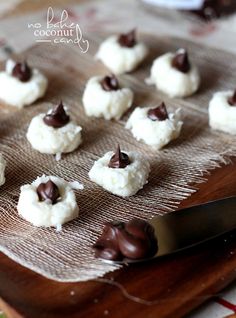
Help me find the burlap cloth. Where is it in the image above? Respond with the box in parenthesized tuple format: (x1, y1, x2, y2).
(0, 33, 235, 282)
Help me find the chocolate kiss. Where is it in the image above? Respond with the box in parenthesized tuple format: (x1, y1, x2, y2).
(93, 240, 122, 260)
(117, 219, 158, 259)
(228, 90, 236, 106)
(101, 75, 120, 91)
(43, 101, 70, 128)
(93, 222, 122, 260)
(108, 144, 130, 169)
(12, 61, 32, 82)
(36, 180, 60, 204)
(93, 219, 158, 261)
(172, 49, 191, 73)
(147, 102, 169, 121)
(118, 29, 136, 48)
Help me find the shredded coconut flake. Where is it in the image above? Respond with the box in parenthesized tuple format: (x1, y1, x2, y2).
(69, 181, 84, 190)
(56, 224, 62, 232)
(55, 153, 62, 161)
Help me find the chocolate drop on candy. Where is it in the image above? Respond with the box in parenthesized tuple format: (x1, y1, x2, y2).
(147, 102, 169, 121)
(43, 101, 70, 128)
(37, 180, 60, 204)
(118, 29, 136, 48)
(172, 49, 191, 73)
(12, 61, 32, 82)
(93, 219, 158, 261)
(101, 75, 120, 91)
(228, 90, 236, 106)
(108, 144, 130, 169)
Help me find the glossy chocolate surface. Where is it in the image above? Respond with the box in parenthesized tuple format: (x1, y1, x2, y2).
(43, 101, 70, 128)
(12, 61, 32, 82)
(118, 29, 136, 48)
(93, 219, 158, 260)
(101, 75, 120, 91)
(108, 145, 131, 169)
(172, 50, 190, 73)
(36, 180, 60, 204)
(228, 90, 236, 106)
(147, 102, 169, 121)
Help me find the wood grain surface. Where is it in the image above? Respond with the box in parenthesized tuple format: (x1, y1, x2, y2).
(0, 159, 236, 318)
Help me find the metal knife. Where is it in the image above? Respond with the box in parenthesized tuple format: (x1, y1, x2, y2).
(102, 196, 236, 264)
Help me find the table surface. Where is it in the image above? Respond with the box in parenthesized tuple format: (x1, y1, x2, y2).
(0, 159, 236, 318)
(1, 1, 236, 318)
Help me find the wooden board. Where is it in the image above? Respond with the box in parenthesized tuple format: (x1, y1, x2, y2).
(0, 160, 236, 318)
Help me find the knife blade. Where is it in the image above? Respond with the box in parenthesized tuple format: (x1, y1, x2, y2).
(102, 196, 236, 264)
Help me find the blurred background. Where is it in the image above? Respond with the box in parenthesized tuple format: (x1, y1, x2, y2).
(0, 0, 236, 61)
